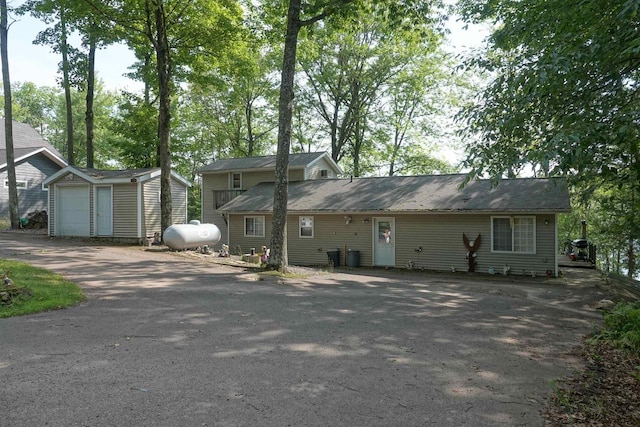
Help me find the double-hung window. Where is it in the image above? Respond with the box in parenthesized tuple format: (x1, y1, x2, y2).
(492, 216, 535, 253)
(231, 172, 242, 190)
(244, 216, 265, 237)
(299, 216, 314, 238)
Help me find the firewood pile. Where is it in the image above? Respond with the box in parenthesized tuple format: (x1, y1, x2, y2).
(21, 210, 48, 229)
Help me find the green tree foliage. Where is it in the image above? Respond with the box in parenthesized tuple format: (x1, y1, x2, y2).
(458, 0, 639, 277)
(8, 82, 58, 134)
(459, 0, 639, 182)
(297, 6, 454, 177)
(110, 92, 159, 168)
(184, 57, 278, 160)
(84, 0, 243, 236)
(8, 81, 122, 168)
(18, 0, 85, 164)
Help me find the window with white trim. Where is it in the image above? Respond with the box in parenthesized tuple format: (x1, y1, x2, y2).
(231, 172, 242, 190)
(244, 216, 265, 237)
(299, 216, 314, 238)
(4, 179, 27, 190)
(492, 216, 535, 253)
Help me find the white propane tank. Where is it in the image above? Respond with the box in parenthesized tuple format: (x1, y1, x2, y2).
(163, 222, 221, 250)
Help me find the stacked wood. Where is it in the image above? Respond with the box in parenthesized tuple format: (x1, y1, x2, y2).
(22, 210, 48, 229)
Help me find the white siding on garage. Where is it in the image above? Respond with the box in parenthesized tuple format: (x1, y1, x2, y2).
(113, 183, 138, 238)
(171, 177, 188, 224)
(142, 178, 161, 237)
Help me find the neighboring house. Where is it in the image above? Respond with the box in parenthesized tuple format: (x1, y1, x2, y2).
(218, 174, 571, 277)
(43, 166, 191, 243)
(197, 152, 342, 245)
(0, 119, 67, 218)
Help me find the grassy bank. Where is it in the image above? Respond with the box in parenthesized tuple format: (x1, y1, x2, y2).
(0, 259, 84, 318)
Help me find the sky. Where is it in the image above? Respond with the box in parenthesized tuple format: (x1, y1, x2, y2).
(7, 13, 142, 92)
(4, 11, 489, 93)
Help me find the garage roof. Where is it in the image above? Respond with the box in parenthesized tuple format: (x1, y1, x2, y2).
(43, 166, 192, 187)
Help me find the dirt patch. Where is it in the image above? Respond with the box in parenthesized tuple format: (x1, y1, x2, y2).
(543, 342, 640, 426)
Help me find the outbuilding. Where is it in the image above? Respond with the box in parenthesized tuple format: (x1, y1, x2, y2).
(43, 166, 190, 243)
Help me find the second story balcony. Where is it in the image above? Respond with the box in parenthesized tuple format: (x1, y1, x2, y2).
(213, 190, 245, 209)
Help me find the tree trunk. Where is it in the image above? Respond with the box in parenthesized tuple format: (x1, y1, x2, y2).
(268, 0, 302, 272)
(85, 33, 96, 168)
(1, 0, 18, 228)
(628, 240, 636, 279)
(60, 7, 74, 165)
(153, 0, 173, 237)
(245, 97, 255, 156)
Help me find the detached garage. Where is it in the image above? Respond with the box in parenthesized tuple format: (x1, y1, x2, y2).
(43, 166, 191, 243)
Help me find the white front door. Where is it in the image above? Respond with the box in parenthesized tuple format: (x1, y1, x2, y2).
(96, 186, 113, 236)
(374, 217, 395, 266)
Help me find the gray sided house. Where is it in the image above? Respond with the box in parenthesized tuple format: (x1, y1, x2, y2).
(43, 166, 191, 243)
(197, 152, 342, 246)
(0, 119, 67, 218)
(218, 174, 571, 277)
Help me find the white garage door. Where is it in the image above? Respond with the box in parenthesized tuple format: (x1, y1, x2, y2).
(57, 186, 90, 236)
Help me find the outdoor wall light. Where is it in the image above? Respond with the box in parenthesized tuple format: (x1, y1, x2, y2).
(362, 218, 370, 224)
(544, 218, 550, 225)
(344, 216, 352, 224)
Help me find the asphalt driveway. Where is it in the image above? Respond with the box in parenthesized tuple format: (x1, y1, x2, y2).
(0, 232, 608, 426)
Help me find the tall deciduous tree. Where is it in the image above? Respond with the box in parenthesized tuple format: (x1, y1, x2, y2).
(458, 0, 640, 276)
(19, 0, 81, 165)
(458, 0, 639, 183)
(265, 0, 439, 271)
(1, 0, 18, 228)
(85, 0, 243, 238)
(296, 6, 452, 177)
(267, 0, 351, 271)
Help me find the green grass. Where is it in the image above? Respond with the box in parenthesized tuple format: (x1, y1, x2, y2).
(258, 269, 311, 280)
(0, 259, 84, 318)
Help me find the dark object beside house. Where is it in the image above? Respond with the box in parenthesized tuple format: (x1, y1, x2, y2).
(21, 210, 48, 229)
(347, 250, 360, 268)
(327, 249, 340, 267)
(569, 220, 597, 263)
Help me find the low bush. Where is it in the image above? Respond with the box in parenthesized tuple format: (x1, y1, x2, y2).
(595, 301, 640, 354)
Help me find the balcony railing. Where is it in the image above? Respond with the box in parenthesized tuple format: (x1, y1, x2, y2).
(213, 190, 245, 209)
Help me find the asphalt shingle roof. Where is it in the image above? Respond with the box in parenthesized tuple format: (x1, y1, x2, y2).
(218, 174, 571, 213)
(197, 152, 330, 173)
(74, 167, 161, 180)
(0, 119, 65, 165)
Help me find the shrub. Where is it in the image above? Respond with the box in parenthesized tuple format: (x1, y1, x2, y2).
(596, 302, 640, 354)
